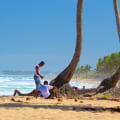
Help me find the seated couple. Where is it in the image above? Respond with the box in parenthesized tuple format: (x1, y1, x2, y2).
(13, 81, 58, 99)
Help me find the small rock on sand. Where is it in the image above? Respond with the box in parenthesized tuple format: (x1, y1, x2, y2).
(11, 98, 15, 102)
(80, 101, 83, 103)
(74, 98, 78, 102)
(26, 97, 30, 101)
(58, 98, 63, 102)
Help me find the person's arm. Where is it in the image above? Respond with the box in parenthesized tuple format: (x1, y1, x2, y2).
(52, 87, 58, 98)
(33, 90, 41, 98)
(48, 85, 58, 98)
(36, 66, 44, 79)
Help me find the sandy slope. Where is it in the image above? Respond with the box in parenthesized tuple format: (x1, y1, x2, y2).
(72, 78, 102, 84)
(0, 96, 120, 120)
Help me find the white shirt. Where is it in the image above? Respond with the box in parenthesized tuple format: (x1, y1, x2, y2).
(38, 85, 53, 98)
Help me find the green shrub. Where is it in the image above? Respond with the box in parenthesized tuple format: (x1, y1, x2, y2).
(103, 92, 109, 99)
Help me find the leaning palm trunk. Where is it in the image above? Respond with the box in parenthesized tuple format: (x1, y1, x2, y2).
(96, 0, 120, 93)
(113, 0, 120, 40)
(96, 66, 120, 93)
(50, 0, 83, 97)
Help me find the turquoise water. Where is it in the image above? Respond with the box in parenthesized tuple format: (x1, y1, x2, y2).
(0, 74, 98, 96)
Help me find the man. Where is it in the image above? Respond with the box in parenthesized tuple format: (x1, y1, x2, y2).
(13, 81, 58, 99)
(34, 61, 45, 90)
(37, 81, 58, 99)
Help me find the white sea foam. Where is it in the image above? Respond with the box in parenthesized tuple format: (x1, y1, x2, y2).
(70, 81, 97, 89)
(0, 75, 97, 96)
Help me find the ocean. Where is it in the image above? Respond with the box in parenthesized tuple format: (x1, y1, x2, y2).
(0, 74, 98, 96)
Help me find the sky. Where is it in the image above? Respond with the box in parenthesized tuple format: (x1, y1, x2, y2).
(0, 0, 120, 72)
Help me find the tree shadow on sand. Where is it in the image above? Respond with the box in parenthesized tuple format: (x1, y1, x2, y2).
(0, 103, 120, 113)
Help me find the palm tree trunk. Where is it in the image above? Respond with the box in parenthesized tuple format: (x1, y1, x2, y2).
(50, 0, 83, 89)
(49, 0, 83, 98)
(96, 0, 120, 93)
(96, 66, 120, 93)
(113, 0, 120, 40)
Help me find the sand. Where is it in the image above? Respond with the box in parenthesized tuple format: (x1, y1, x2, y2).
(0, 96, 120, 120)
(72, 78, 102, 84)
(0, 78, 119, 120)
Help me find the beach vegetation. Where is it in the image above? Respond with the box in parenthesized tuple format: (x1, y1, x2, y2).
(75, 51, 120, 79)
(76, 64, 92, 75)
(96, 52, 120, 73)
(103, 92, 109, 99)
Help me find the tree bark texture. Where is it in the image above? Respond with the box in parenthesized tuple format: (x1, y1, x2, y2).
(50, 0, 83, 89)
(94, 0, 120, 94)
(113, 0, 120, 40)
(96, 66, 120, 93)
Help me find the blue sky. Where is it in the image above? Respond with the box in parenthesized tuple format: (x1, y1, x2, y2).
(0, 0, 120, 72)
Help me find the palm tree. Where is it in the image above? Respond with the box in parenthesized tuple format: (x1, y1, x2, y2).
(84, 64, 91, 77)
(50, 0, 84, 97)
(113, 0, 120, 40)
(96, 0, 120, 93)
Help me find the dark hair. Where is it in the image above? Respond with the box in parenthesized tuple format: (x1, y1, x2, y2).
(44, 81, 48, 85)
(39, 61, 45, 65)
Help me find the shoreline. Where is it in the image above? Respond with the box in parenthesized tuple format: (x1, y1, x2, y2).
(71, 78, 102, 84)
(0, 78, 102, 96)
